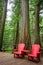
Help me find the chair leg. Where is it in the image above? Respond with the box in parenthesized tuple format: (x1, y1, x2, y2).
(28, 56, 33, 61)
(19, 54, 23, 58)
(22, 54, 24, 58)
(14, 54, 19, 58)
(14, 54, 15, 58)
(33, 57, 40, 62)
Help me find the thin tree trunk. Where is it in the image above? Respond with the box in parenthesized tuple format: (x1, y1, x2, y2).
(13, 0, 20, 49)
(15, 21, 19, 48)
(0, 0, 8, 51)
(34, 3, 41, 46)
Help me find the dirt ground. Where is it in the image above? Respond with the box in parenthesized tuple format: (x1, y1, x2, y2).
(0, 52, 43, 65)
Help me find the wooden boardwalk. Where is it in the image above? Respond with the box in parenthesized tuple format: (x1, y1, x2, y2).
(0, 52, 43, 65)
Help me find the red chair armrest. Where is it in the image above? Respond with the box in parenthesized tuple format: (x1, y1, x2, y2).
(14, 49, 17, 52)
(37, 52, 40, 54)
(13, 49, 18, 54)
(37, 52, 40, 57)
(22, 50, 30, 53)
(14, 49, 17, 51)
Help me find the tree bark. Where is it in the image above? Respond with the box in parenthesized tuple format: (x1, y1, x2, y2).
(0, 0, 8, 51)
(13, 0, 20, 49)
(19, 0, 31, 49)
(34, 3, 41, 46)
(15, 21, 19, 48)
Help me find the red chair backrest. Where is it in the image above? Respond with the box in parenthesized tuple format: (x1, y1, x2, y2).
(18, 43, 25, 53)
(32, 44, 40, 56)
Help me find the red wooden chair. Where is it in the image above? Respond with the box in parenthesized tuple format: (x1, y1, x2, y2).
(28, 44, 40, 62)
(14, 43, 25, 58)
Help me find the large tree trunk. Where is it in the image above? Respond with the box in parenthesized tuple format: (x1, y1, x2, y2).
(34, 3, 41, 46)
(19, 0, 31, 49)
(0, 0, 8, 51)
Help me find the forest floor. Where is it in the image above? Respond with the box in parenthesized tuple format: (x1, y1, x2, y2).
(0, 52, 43, 65)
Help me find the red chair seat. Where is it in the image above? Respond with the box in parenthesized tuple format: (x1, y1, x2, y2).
(14, 52, 21, 54)
(28, 53, 38, 57)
